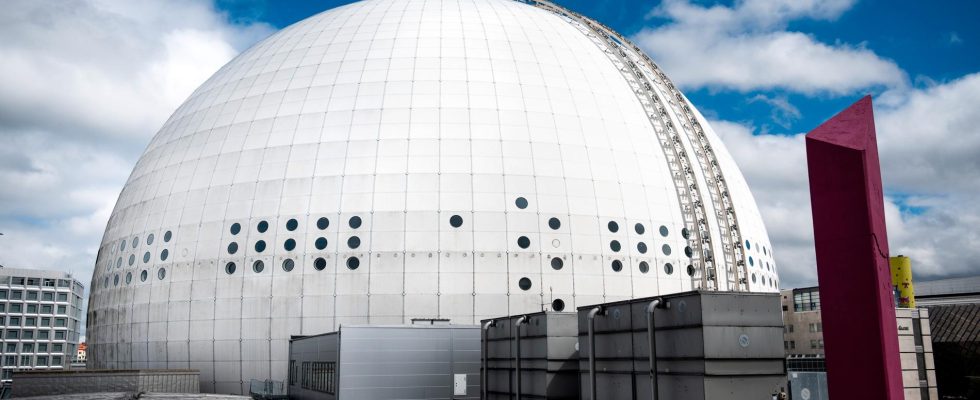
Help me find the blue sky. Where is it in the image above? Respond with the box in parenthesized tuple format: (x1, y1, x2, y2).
(1, 0, 978, 293)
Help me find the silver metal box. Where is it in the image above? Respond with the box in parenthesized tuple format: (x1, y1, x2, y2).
(287, 325, 480, 400)
(577, 290, 787, 400)
(482, 312, 579, 399)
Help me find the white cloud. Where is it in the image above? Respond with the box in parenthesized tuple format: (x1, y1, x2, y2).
(632, 0, 906, 94)
(0, 1, 272, 294)
(712, 73, 980, 288)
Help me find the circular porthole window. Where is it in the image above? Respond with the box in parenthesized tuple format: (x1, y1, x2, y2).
(140, 270, 148, 282)
(132, 237, 139, 248)
(611, 260, 623, 272)
(749, 256, 754, 266)
(314, 257, 327, 271)
(284, 239, 296, 251)
(662, 244, 672, 256)
(664, 263, 674, 275)
(164, 231, 172, 242)
(639, 261, 650, 274)
(104, 277, 109, 288)
(116, 258, 122, 269)
(230, 223, 241, 235)
(515, 197, 528, 209)
(160, 249, 169, 261)
(119, 240, 126, 252)
(257, 220, 269, 233)
(607, 221, 619, 233)
(282, 259, 295, 272)
(346, 256, 360, 270)
(228, 242, 238, 255)
(635, 223, 645, 235)
(128, 254, 135, 266)
(449, 215, 463, 228)
(610, 240, 621, 252)
(143, 252, 151, 264)
(157, 268, 166, 280)
(686, 265, 695, 277)
(659, 226, 669, 237)
(225, 262, 236, 275)
(552, 299, 565, 312)
(286, 219, 298, 231)
(551, 257, 564, 270)
(255, 240, 267, 253)
(684, 246, 693, 258)
(681, 228, 690, 239)
(637, 242, 648, 254)
(146, 234, 154, 246)
(347, 236, 361, 249)
(113, 274, 119, 286)
(548, 218, 561, 230)
(253, 260, 265, 273)
(315, 237, 328, 250)
(745, 240, 751, 250)
(518, 277, 532, 291)
(751, 273, 757, 284)
(517, 236, 530, 249)
(125, 272, 132, 285)
(317, 217, 330, 230)
(349, 216, 362, 229)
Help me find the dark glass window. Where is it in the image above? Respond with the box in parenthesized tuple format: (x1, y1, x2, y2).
(749, 256, 754, 266)
(228, 242, 239, 255)
(160, 249, 169, 261)
(639, 261, 650, 274)
(548, 218, 561, 230)
(681, 228, 690, 239)
(552, 299, 565, 312)
(282, 259, 295, 272)
(662, 244, 671, 256)
(314, 258, 327, 271)
(611, 260, 623, 272)
(143, 252, 151, 263)
(517, 236, 530, 249)
(745, 240, 751, 250)
(157, 268, 166, 280)
(255, 240, 267, 253)
(684, 246, 693, 258)
(664, 263, 674, 275)
(752, 274, 757, 283)
(634, 223, 645, 235)
(346, 257, 360, 270)
(637, 242, 647, 254)
(132, 236, 139, 248)
(349, 216, 362, 229)
(607, 221, 619, 232)
(140, 270, 148, 282)
(286, 219, 298, 231)
(116, 258, 122, 268)
(164, 231, 172, 242)
(257, 220, 269, 233)
(551, 257, 563, 270)
(126, 272, 132, 284)
(515, 197, 528, 209)
(449, 215, 463, 228)
(659, 226, 669, 237)
(317, 217, 330, 230)
(230, 223, 241, 235)
(146, 234, 154, 245)
(128, 254, 135, 266)
(686, 265, 695, 276)
(119, 240, 126, 252)
(610, 240, 621, 252)
(225, 262, 236, 275)
(284, 239, 296, 251)
(253, 260, 265, 273)
(113, 275, 119, 286)
(315, 237, 328, 250)
(347, 236, 361, 249)
(518, 277, 532, 291)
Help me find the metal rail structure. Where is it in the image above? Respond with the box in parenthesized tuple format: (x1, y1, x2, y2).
(521, 0, 749, 291)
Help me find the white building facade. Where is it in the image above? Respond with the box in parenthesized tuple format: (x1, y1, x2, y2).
(87, 0, 779, 393)
(0, 268, 85, 382)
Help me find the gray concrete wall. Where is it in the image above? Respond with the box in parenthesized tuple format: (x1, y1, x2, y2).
(11, 369, 199, 397)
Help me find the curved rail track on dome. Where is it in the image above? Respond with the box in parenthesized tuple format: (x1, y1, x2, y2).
(522, 0, 749, 291)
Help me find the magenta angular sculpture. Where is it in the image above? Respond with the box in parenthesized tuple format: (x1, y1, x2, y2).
(805, 96, 903, 399)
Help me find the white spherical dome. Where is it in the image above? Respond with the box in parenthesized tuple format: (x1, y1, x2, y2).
(88, 0, 778, 393)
